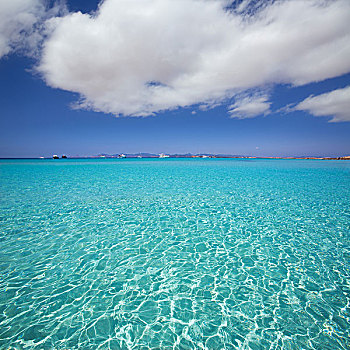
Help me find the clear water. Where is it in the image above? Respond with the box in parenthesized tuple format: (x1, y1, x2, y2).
(0, 158, 349, 349)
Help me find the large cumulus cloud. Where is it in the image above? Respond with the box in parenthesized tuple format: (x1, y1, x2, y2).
(35, 0, 350, 116)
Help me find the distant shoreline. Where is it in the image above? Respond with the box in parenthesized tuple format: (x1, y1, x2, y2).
(1, 156, 349, 160)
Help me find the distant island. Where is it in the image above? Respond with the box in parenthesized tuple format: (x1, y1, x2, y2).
(40, 153, 350, 160)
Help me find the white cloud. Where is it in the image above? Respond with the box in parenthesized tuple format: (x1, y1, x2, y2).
(38, 0, 350, 117)
(0, 0, 66, 59)
(295, 86, 350, 122)
(228, 93, 270, 119)
(0, 0, 45, 58)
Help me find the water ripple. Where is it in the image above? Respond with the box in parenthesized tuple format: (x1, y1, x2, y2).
(0, 159, 349, 349)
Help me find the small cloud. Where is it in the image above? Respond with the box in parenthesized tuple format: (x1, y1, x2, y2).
(256, 146, 260, 150)
(228, 93, 271, 119)
(294, 86, 350, 122)
(198, 102, 221, 112)
(274, 103, 295, 115)
(191, 111, 196, 115)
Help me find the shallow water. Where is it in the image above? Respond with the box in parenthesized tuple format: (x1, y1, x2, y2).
(0, 158, 349, 349)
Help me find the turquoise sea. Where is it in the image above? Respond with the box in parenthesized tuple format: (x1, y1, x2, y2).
(0, 158, 349, 349)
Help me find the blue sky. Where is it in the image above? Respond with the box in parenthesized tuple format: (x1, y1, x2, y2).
(0, 0, 350, 158)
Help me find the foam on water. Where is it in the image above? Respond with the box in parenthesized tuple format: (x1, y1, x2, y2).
(0, 158, 349, 349)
